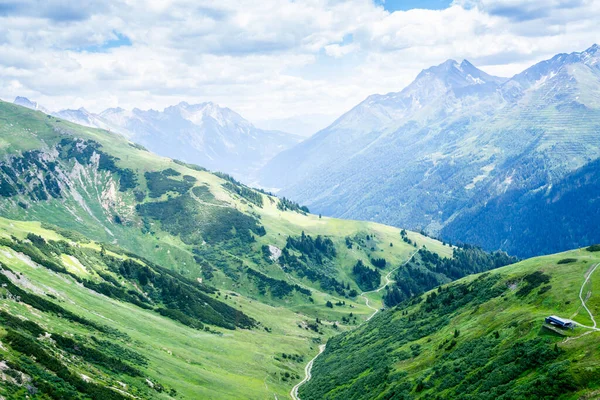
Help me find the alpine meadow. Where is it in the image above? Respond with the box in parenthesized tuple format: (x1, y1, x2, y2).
(1, 1, 600, 400)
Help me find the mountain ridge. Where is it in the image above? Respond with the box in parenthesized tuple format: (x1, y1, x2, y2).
(260, 44, 600, 257)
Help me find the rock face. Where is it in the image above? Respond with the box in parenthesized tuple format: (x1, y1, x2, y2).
(260, 44, 600, 257)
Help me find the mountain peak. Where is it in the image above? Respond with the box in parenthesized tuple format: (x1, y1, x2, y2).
(419, 59, 458, 76)
(413, 58, 503, 90)
(14, 96, 39, 110)
(585, 43, 599, 53)
(510, 44, 600, 90)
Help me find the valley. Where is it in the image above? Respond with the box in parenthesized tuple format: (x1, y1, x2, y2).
(1, 58, 599, 398)
(2, 2, 600, 399)
(0, 100, 466, 399)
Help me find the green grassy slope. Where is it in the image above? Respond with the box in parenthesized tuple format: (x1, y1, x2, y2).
(0, 100, 451, 301)
(0, 100, 471, 398)
(300, 247, 600, 399)
(0, 220, 336, 399)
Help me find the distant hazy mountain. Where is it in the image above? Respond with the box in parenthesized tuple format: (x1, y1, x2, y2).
(54, 107, 115, 130)
(260, 44, 600, 257)
(13, 98, 302, 183)
(100, 102, 302, 183)
(13, 96, 49, 113)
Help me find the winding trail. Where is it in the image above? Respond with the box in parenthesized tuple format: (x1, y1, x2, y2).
(290, 249, 420, 399)
(290, 344, 326, 400)
(563, 262, 600, 343)
(578, 262, 599, 330)
(360, 250, 420, 321)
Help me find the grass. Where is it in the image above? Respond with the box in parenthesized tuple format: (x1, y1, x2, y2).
(0, 220, 344, 399)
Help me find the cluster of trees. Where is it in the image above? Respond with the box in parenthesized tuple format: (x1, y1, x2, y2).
(103, 256, 256, 330)
(213, 172, 264, 207)
(278, 233, 348, 294)
(4, 234, 257, 331)
(400, 229, 416, 246)
(246, 267, 311, 298)
(223, 181, 264, 207)
(285, 232, 337, 261)
(300, 273, 561, 400)
(352, 260, 381, 291)
(370, 257, 387, 268)
(144, 169, 194, 198)
(4, 330, 129, 400)
(419, 329, 573, 398)
(383, 246, 516, 307)
(383, 265, 440, 307)
(137, 191, 266, 246)
(277, 197, 310, 214)
(418, 245, 517, 280)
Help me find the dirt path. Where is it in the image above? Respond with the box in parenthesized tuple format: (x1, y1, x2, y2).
(563, 262, 600, 343)
(579, 262, 599, 329)
(360, 249, 420, 321)
(290, 249, 420, 399)
(290, 344, 326, 400)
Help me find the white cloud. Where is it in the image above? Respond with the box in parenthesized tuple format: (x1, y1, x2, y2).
(0, 0, 598, 123)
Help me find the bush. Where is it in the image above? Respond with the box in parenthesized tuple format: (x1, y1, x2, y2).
(557, 258, 577, 264)
(516, 271, 551, 297)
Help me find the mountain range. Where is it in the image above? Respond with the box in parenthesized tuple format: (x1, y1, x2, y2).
(12, 98, 302, 184)
(2, 44, 600, 399)
(260, 44, 600, 258)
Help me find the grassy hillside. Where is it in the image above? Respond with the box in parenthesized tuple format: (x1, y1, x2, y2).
(0, 219, 336, 399)
(0, 100, 452, 308)
(300, 247, 600, 399)
(0, 100, 474, 398)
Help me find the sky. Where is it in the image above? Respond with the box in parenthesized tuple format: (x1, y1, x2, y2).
(0, 0, 599, 130)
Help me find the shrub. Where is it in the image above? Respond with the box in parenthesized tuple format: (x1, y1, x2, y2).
(557, 258, 577, 264)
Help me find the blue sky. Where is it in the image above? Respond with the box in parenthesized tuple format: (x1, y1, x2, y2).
(377, 0, 454, 12)
(77, 31, 132, 53)
(0, 0, 598, 126)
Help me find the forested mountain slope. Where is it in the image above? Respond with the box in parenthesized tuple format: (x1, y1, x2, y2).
(301, 246, 600, 399)
(442, 158, 600, 258)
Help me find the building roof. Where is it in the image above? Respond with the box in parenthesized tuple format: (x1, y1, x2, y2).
(547, 315, 573, 325)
